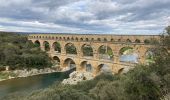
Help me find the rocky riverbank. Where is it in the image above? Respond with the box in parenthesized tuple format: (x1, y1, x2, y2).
(0, 68, 60, 82)
(61, 65, 135, 85)
(62, 71, 94, 85)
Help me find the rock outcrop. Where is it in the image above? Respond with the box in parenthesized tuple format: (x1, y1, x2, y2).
(62, 71, 94, 85)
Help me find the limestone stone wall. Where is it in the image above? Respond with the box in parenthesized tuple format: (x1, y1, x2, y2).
(28, 34, 159, 76)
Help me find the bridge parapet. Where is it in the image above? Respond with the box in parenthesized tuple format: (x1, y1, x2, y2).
(28, 34, 160, 44)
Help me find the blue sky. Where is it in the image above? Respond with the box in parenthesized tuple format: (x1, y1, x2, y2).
(0, 0, 170, 34)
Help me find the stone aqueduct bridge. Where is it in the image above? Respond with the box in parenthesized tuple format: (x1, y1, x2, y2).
(28, 34, 159, 75)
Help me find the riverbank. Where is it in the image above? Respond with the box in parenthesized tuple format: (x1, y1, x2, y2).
(0, 67, 61, 82)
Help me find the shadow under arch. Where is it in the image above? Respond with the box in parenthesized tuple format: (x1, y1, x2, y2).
(81, 44, 93, 57)
(80, 61, 93, 72)
(65, 43, 77, 54)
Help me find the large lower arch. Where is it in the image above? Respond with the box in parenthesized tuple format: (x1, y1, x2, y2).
(63, 58, 76, 69)
(145, 48, 168, 64)
(81, 44, 93, 56)
(98, 45, 113, 60)
(52, 42, 61, 53)
(145, 48, 155, 64)
(43, 41, 50, 51)
(65, 43, 77, 54)
(119, 46, 138, 63)
(118, 68, 124, 74)
(80, 61, 93, 72)
(96, 64, 112, 74)
(34, 40, 40, 47)
(117, 66, 132, 74)
(52, 56, 60, 68)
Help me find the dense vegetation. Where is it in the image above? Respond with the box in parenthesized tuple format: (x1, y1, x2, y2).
(0, 32, 52, 69)
(2, 26, 170, 100)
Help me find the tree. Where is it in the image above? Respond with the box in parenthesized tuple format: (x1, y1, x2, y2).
(0, 32, 52, 69)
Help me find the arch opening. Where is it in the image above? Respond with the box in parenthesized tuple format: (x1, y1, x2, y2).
(144, 39, 150, 44)
(43, 41, 50, 51)
(97, 38, 101, 41)
(80, 38, 83, 41)
(97, 64, 112, 74)
(85, 38, 89, 41)
(118, 66, 132, 74)
(80, 61, 93, 72)
(65, 43, 77, 55)
(119, 47, 138, 63)
(81, 44, 93, 57)
(53, 42, 61, 53)
(98, 45, 113, 60)
(111, 38, 114, 42)
(52, 56, 60, 67)
(71, 37, 74, 40)
(126, 39, 132, 43)
(118, 68, 124, 74)
(34, 40, 40, 47)
(104, 38, 107, 41)
(145, 48, 168, 64)
(145, 48, 155, 64)
(135, 39, 141, 43)
(118, 39, 121, 42)
(75, 37, 78, 41)
(63, 58, 76, 69)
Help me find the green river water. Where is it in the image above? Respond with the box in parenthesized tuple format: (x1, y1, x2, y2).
(0, 69, 74, 99)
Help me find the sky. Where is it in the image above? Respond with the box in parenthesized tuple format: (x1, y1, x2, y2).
(0, 0, 170, 35)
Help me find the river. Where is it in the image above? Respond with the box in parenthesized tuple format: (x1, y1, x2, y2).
(0, 69, 74, 99)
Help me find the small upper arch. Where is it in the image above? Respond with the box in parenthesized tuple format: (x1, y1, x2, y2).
(135, 39, 141, 43)
(126, 39, 132, 43)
